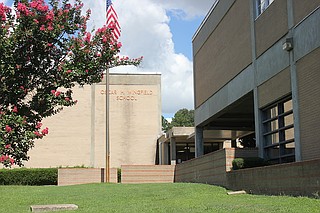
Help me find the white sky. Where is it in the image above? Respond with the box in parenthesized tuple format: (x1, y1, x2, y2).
(82, 0, 214, 116)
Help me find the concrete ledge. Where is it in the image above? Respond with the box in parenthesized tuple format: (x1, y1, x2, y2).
(30, 204, 78, 212)
(227, 190, 247, 195)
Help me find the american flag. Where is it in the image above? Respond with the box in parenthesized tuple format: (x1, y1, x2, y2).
(106, 0, 121, 40)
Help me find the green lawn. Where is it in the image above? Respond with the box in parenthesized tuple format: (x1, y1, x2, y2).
(1, 183, 319, 213)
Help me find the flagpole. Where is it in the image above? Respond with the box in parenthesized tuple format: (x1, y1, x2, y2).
(106, 68, 110, 183)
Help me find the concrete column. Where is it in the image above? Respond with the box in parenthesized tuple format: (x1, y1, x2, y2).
(195, 127, 204, 157)
(163, 142, 169, 165)
(170, 137, 176, 165)
(287, 0, 301, 161)
(158, 142, 163, 165)
(249, 0, 264, 159)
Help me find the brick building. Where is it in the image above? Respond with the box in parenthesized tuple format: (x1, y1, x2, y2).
(193, 0, 320, 165)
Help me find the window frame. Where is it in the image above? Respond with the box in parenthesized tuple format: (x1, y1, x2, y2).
(256, 0, 275, 17)
(262, 96, 295, 164)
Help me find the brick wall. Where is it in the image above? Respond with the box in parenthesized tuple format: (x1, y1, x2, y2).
(297, 47, 320, 161)
(226, 159, 320, 197)
(121, 165, 175, 184)
(58, 168, 118, 186)
(174, 148, 258, 186)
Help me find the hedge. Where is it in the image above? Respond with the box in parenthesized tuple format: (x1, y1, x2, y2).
(0, 168, 58, 185)
(232, 157, 268, 170)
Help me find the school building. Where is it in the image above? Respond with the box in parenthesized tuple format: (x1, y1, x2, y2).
(174, 0, 320, 197)
(24, 72, 162, 169)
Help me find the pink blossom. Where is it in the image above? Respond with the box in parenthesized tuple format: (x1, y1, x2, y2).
(47, 25, 54, 31)
(5, 144, 11, 149)
(47, 43, 53, 47)
(117, 42, 122, 48)
(0, 155, 9, 162)
(55, 91, 61, 97)
(34, 131, 43, 137)
(0, 3, 11, 21)
(12, 106, 18, 113)
(40, 25, 45, 31)
(45, 10, 54, 21)
(34, 19, 39, 24)
(85, 32, 91, 43)
(41, 127, 49, 135)
(5, 125, 12, 133)
(36, 122, 42, 129)
(65, 97, 70, 101)
(66, 70, 72, 74)
(9, 158, 14, 165)
(51, 90, 56, 95)
(17, 3, 29, 15)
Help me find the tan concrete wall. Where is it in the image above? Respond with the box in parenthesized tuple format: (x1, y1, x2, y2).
(296, 47, 320, 161)
(255, 0, 288, 57)
(194, 1, 252, 107)
(258, 68, 291, 108)
(108, 77, 161, 168)
(293, 0, 320, 26)
(25, 85, 93, 168)
(174, 148, 258, 186)
(58, 168, 118, 186)
(121, 165, 175, 184)
(226, 159, 320, 197)
(25, 73, 161, 169)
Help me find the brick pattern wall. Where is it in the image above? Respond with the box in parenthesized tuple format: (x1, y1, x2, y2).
(297, 47, 320, 161)
(175, 148, 258, 186)
(58, 168, 118, 186)
(226, 159, 320, 197)
(121, 165, 175, 184)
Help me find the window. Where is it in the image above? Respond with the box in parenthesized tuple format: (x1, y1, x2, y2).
(262, 97, 295, 164)
(256, 0, 274, 16)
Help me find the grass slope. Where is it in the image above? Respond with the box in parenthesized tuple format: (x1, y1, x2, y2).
(1, 183, 319, 213)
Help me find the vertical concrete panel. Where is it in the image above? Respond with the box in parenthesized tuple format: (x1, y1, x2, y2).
(94, 85, 106, 168)
(109, 76, 161, 168)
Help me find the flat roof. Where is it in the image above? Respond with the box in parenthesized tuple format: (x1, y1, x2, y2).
(109, 71, 161, 75)
(192, 0, 219, 41)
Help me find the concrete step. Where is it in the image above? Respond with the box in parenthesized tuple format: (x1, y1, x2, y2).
(30, 204, 78, 212)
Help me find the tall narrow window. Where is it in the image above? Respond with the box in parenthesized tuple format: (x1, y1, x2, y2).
(256, 0, 274, 16)
(262, 97, 295, 164)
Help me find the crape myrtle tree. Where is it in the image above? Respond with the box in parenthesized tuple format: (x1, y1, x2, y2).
(0, 0, 142, 167)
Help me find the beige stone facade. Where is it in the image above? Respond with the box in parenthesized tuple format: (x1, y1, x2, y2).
(24, 72, 161, 168)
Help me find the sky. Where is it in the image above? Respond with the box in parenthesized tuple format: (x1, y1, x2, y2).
(2, 0, 214, 118)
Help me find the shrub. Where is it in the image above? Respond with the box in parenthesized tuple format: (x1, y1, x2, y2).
(232, 157, 267, 170)
(117, 168, 121, 183)
(0, 168, 58, 185)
